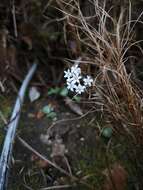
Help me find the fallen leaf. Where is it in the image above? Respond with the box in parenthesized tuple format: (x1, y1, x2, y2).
(0, 81, 5, 92)
(31, 154, 38, 161)
(40, 134, 52, 145)
(31, 154, 49, 169)
(28, 113, 35, 118)
(51, 138, 66, 158)
(36, 111, 44, 119)
(65, 97, 83, 116)
(29, 87, 40, 102)
(36, 159, 49, 168)
(103, 163, 128, 190)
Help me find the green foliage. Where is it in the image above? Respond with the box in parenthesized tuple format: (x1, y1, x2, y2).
(0, 96, 12, 126)
(48, 87, 68, 97)
(101, 127, 113, 139)
(42, 104, 54, 114)
(47, 87, 81, 103)
(59, 87, 69, 97)
(73, 95, 81, 103)
(42, 104, 57, 119)
(0, 96, 12, 146)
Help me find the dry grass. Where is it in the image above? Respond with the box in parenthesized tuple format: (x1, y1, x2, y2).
(57, 0, 143, 144)
(56, 1, 143, 187)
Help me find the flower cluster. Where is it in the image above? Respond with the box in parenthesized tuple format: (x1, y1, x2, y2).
(64, 64, 93, 94)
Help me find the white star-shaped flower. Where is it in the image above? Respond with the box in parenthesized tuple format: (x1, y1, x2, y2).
(64, 64, 93, 94)
(83, 76, 93, 87)
(71, 64, 81, 76)
(75, 84, 85, 94)
(67, 81, 76, 92)
(68, 74, 82, 83)
(64, 69, 72, 79)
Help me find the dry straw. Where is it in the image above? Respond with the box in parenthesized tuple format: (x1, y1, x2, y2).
(57, 0, 143, 144)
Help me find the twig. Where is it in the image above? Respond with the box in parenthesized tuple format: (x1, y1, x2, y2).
(40, 184, 74, 190)
(46, 108, 94, 136)
(12, 0, 18, 38)
(23, 183, 34, 190)
(63, 156, 73, 176)
(0, 81, 5, 93)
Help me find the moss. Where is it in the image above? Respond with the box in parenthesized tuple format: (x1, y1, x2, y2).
(72, 119, 134, 189)
(0, 96, 12, 118)
(75, 138, 119, 189)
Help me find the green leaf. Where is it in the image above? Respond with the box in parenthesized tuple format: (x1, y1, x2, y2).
(60, 87, 68, 97)
(42, 105, 54, 114)
(101, 127, 113, 138)
(48, 87, 61, 96)
(47, 112, 57, 119)
(73, 96, 81, 103)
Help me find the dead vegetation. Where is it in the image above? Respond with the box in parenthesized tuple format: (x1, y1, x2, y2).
(57, 0, 143, 138)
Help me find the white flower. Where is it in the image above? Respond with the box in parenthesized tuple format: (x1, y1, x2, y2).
(83, 76, 93, 87)
(68, 74, 82, 83)
(75, 84, 85, 94)
(64, 69, 72, 79)
(65, 64, 82, 83)
(71, 64, 81, 76)
(67, 81, 76, 92)
(64, 64, 93, 94)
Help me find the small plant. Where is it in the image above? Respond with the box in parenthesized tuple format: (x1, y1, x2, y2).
(47, 86, 81, 103)
(64, 63, 93, 94)
(48, 87, 68, 97)
(42, 104, 57, 120)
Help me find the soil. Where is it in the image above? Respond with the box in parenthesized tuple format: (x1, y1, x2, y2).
(0, 96, 136, 190)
